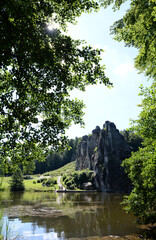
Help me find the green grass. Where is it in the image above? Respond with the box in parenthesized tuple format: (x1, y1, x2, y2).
(0, 161, 76, 192)
(43, 161, 76, 177)
(0, 176, 59, 192)
(0, 177, 11, 191)
(24, 177, 59, 191)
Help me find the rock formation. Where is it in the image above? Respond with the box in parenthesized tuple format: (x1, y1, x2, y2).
(75, 121, 132, 193)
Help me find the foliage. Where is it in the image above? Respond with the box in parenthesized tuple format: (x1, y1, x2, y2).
(37, 178, 47, 183)
(36, 177, 56, 186)
(24, 177, 58, 191)
(62, 169, 94, 190)
(10, 167, 25, 191)
(23, 161, 36, 175)
(102, 0, 156, 79)
(46, 161, 76, 176)
(34, 137, 80, 174)
(130, 81, 156, 144)
(122, 141, 156, 224)
(0, 0, 111, 172)
(44, 177, 57, 186)
(122, 81, 156, 224)
(120, 130, 142, 152)
(0, 175, 59, 191)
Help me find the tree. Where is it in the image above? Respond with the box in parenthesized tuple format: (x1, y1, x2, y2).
(122, 81, 156, 224)
(122, 142, 156, 224)
(100, 0, 156, 224)
(10, 167, 25, 191)
(23, 161, 36, 175)
(34, 137, 80, 174)
(130, 81, 156, 143)
(0, 0, 111, 172)
(120, 130, 142, 152)
(101, 0, 156, 78)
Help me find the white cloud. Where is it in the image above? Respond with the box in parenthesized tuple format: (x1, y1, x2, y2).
(114, 63, 134, 76)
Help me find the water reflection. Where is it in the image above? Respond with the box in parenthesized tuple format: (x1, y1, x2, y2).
(0, 192, 145, 239)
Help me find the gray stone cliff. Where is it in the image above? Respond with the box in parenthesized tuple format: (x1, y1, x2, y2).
(75, 121, 132, 192)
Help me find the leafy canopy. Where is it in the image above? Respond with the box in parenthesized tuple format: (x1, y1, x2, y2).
(130, 81, 156, 144)
(101, 0, 156, 78)
(122, 141, 156, 224)
(122, 81, 156, 224)
(0, 0, 111, 172)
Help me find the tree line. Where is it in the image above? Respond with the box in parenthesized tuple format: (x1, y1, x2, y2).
(23, 131, 142, 175)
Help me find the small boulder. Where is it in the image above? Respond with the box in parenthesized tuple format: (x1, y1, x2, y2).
(83, 182, 93, 190)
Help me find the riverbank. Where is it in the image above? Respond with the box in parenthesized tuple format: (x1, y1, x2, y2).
(0, 175, 88, 192)
(0, 176, 58, 192)
(0, 162, 76, 192)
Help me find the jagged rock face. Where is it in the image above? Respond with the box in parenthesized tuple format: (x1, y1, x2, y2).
(75, 121, 132, 193)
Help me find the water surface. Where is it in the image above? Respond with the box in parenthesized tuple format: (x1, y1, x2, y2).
(0, 191, 149, 239)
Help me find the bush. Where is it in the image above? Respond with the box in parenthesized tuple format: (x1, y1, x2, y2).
(40, 178, 47, 182)
(45, 178, 57, 185)
(37, 178, 47, 183)
(65, 180, 76, 190)
(42, 177, 57, 187)
(62, 169, 94, 190)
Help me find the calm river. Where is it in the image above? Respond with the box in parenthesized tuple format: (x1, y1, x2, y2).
(0, 191, 154, 239)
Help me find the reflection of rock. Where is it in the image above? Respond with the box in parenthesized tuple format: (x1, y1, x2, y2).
(76, 121, 132, 193)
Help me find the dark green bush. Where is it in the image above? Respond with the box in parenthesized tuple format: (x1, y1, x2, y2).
(44, 177, 57, 186)
(62, 174, 67, 181)
(41, 178, 47, 183)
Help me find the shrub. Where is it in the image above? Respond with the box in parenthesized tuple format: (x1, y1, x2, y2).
(62, 169, 94, 190)
(40, 178, 47, 183)
(65, 180, 76, 190)
(43, 177, 57, 187)
(62, 174, 67, 181)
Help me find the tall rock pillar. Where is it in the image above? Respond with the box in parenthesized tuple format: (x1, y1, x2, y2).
(75, 121, 132, 192)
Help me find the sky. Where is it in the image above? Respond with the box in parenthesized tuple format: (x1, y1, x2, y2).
(65, 2, 150, 139)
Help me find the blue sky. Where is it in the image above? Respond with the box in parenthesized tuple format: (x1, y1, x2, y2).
(65, 2, 150, 138)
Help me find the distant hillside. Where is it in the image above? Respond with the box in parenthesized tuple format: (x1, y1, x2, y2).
(43, 161, 76, 177)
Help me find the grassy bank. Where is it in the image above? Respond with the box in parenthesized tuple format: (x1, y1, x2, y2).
(0, 161, 75, 192)
(43, 161, 75, 177)
(0, 176, 57, 192)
